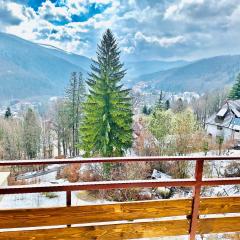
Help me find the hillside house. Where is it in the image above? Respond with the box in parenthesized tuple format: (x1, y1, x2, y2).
(206, 100, 240, 146)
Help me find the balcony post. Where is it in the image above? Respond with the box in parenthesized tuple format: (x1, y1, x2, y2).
(189, 159, 204, 240)
(66, 191, 71, 227)
(66, 190, 71, 207)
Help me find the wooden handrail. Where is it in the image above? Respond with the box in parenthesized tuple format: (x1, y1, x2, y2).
(0, 156, 240, 240)
(0, 155, 239, 166)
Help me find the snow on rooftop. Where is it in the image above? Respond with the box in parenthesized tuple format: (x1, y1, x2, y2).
(216, 107, 228, 117)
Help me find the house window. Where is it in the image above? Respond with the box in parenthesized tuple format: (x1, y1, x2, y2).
(217, 126, 223, 130)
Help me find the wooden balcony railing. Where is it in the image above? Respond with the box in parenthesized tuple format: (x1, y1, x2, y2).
(0, 156, 240, 240)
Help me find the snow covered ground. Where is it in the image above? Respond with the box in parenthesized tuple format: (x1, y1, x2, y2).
(0, 170, 108, 209)
(16, 164, 66, 180)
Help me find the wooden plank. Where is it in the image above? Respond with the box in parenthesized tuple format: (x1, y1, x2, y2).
(197, 216, 240, 234)
(200, 196, 240, 215)
(0, 219, 190, 240)
(1, 155, 240, 166)
(0, 198, 192, 229)
(0, 179, 196, 195)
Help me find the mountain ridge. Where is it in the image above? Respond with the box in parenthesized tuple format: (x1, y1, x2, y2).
(0, 32, 89, 100)
(132, 55, 240, 93)
(1, 32, 240, 100)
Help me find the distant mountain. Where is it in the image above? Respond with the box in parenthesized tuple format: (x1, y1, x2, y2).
(125, 60, 189, 79)
(0, 32, 91, 100)
(1, 32, 240, 100)
(132, 55, 240, 93)
(0, 32, 191, 100)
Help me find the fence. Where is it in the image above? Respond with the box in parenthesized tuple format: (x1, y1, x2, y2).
(0, 156, 240, 240)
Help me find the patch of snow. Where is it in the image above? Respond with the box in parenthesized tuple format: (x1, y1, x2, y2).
(152, 169, 172, 180)
(0, 166, 109, 209)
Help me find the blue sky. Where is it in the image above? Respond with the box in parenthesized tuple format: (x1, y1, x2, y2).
(1, 0, 240, 61)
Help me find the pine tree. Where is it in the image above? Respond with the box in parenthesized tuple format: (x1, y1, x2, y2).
(155, 90, 165, 111)
(4, 107, 12, 119)
(53, 100, 71, 156)
(66, 72, 77, 157)
(165, 100, 170, 110)
(80, 29, 133, 158)
(65, 72, 86, 157)
(23, 108, 41, 159)
(229, 73, 240, 99)
(75, 72, 86, 155)
(142, 105, 151, 115)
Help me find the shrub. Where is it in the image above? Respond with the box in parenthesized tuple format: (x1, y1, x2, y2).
(98, 162, 152, 202)
(43, 192, 58, 199)
(57, 163, 81, 182)
(224, 161, 240, 177)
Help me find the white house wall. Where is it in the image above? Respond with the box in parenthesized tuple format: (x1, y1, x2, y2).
(206, 124, 218, 138)
(206, 124, 234, 141)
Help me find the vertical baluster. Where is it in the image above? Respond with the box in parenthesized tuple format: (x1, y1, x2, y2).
(189, 159, 204, 240)
(66, 191, 71, 227)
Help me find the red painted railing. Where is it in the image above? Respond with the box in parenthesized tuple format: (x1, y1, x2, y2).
(0, 156, 240, 240)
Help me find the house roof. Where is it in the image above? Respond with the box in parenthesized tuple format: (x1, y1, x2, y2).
(216, 107, 228, 117)
(206, 100, 240, 129)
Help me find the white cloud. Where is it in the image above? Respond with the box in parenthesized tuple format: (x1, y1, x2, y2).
(122, 46, 135, 54)
(59, 0, 88, 16)
(2, 0, 240, 60)
(164, 5, 178, 20)
(0, 0, 22, 29)
(164, 0, 238, 22)
(229, 5, 240, 26)
(135, 32, 185, 47)
(38, 0, 71, 22)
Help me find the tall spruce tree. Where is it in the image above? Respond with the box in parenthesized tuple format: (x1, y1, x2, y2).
(229, 73, 240, 99)
(80, 29, 132, 157)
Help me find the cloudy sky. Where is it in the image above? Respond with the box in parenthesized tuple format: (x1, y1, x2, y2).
(1, 0, 240, 61)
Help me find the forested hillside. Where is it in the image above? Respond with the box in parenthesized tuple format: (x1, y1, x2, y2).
(0, 32, 90, 100)
(132, 55, 240, 93)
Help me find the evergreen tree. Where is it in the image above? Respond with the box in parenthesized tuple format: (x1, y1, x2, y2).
(155, 90, 165, 111)
(75, 72, 86, 154)
(65, 72, 86, 157)
(53, 100, 71, 156)
(142, 105, 151, 115)
(80, 29, 133, 158)
(66, 72, 78, 157)
(229, 73, 240, 99)
(165, 100, 170, 110)
(142, 105, 148, 115)
(4, 107, 12, 119)
(23, 108, 41, 159)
